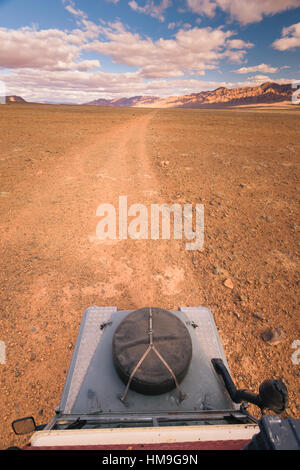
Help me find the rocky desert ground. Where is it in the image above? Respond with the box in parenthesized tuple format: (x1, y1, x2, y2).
(0, 103, 299, 448)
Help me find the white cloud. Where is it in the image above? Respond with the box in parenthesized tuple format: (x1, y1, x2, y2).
(3, 65, 294, 104)
(273, 22, 300, 50)
(0, 11, 253, 79)
(0, 3, 104, 72)
(234, 64, 279, 74)
(240, 75, 294, 86)
(186, 0, 300, 25)
(128, 0, 172, 22)
(167, 21, 191, 30)
(0, 26, 95, 70)
(63, 0, 87, 19)
(86, 22, 253, 78)
(186, 0, 216, 17)
(226, 39, 254, 49)
(0, 1, 269, 103)
(247, 74, 272, 82)
(2, 66, 239, 103)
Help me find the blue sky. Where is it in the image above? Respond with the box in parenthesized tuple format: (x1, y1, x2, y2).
(0, 0, 299, 102)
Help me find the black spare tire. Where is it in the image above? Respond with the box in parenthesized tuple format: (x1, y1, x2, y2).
(112, 307, 192, 395)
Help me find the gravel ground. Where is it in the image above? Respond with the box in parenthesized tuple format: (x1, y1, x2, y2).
(0, 103, 299, 448)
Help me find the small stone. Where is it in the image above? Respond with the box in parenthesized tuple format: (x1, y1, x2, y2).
(213, 265, 223, 275)
(261, 328, 284, 345)
(233, 312, 242, 320)
(234, 293, 245, 303)
(253, 313, 264, 321)
(262, 215, 273, 222)
(68, 342, 73, 350)
(224, 279, 234, 289)
(29, 353, 36, 361)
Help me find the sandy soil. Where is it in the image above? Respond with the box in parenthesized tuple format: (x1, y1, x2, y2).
(0, 103, 299, 448)
(234, 101, 295, 109)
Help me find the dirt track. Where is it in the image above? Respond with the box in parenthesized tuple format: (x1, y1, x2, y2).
(0, 104, 299, 448)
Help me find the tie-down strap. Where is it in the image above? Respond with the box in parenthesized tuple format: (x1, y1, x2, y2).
(120, 307, 186, 403)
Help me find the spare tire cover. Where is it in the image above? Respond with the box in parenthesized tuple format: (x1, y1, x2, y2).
(112, 307, 192, 395)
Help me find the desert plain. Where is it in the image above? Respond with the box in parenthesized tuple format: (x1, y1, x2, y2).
(0, 103, 299, 448)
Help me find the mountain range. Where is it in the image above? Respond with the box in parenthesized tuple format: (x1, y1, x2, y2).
(86, 82, 293, 108)
(3, 83, 295, 107)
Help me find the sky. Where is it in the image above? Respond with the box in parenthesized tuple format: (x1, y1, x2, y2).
(0, 0, 299, 103)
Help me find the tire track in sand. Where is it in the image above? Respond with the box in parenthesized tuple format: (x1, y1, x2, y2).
(86, 112, 198, 309)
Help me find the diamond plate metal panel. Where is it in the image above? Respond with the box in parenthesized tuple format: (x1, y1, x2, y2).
(179, 306, 229, 367)
(60, 306, 117, 414)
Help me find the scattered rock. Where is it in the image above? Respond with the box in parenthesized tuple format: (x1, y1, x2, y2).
(213, 265, 223, 275)
(224, 278, 234, 289)
(253, 313, 264, 321)
(159, 161, 169, 168)
(213, 265, 228, 275)
(234, 293, 244, 303)
(233, 312, 242, 320)
(29, 353, 36, 361)
(261, 328, 284, 345)
(262, 215, 273, 222)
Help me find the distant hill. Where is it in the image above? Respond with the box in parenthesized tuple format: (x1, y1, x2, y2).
(87, 95, 160, 107)
(86, 82, 293, 109)
(5, 95, 27, 103)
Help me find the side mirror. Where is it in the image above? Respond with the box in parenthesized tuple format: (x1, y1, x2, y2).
(12, 416, 37, 435)
(212, 358, 289, 414)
